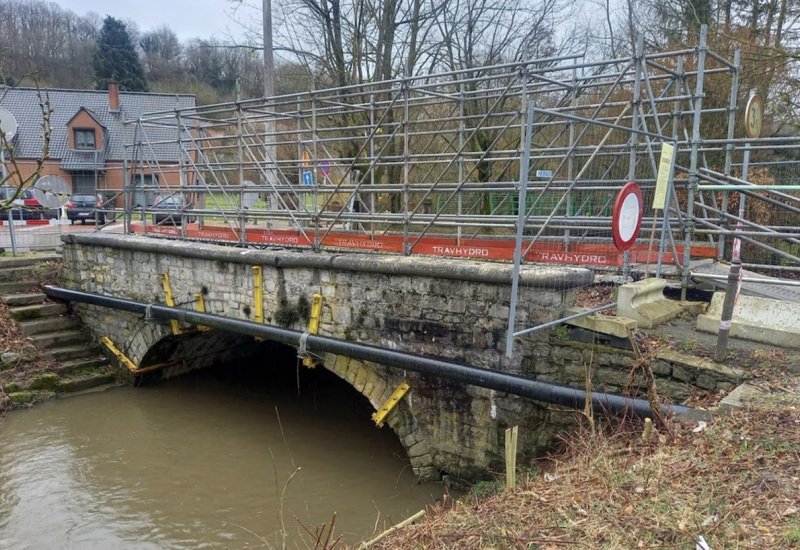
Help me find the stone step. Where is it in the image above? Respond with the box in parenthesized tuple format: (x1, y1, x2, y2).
(0, 280, 36, 294)
(42, 344, 101, 362)
(19, 316, 82, 336)
(0, 254, 62, 269)
(0, 266, 36, 282)
(56, 372, 119, 394)
(29, 329, 89, 349)
(10, 302, 68, 321)
(52, 357, 109, 377)
(1, 292, 46, 307)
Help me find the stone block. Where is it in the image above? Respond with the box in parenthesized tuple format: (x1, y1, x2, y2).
(697, 292, 800, 349)
(657, 349, 747, 388)
(718, 383, 764, 413)
(617, 278, 683, 329)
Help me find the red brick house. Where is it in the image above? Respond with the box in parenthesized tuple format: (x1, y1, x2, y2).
(0, 83, 195, 207)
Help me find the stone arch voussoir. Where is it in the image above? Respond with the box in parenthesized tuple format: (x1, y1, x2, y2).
(321, 352, 437, 480)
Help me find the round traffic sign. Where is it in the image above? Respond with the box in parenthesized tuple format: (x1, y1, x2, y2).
(744, 93, 763, 139)
(612, 181, 643, 251)
(320, 160, 331, 177)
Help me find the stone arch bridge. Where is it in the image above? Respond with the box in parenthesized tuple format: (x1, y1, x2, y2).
(56, 233, 739, 481)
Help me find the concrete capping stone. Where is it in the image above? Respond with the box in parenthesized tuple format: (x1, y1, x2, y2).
(697, 292, 800, 349)
(565, 307, 637, 339)
(617, 278, 683, 329)
(62, 233, 593, 290)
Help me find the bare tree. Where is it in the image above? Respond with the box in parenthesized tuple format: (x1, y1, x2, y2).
(0, 81, 52, 214)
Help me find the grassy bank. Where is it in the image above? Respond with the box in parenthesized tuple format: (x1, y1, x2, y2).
(364, 396, 799, 549)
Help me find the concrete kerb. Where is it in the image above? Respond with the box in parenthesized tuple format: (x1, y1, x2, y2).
(617, 278, 684, 329)
(62, 233, 594, 290)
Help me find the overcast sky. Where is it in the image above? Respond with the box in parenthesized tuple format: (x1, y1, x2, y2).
(56, 0, 260, 42)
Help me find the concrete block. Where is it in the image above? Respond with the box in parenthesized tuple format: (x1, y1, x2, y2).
(617, 278, 683, 329)
(679, 300, 708, 315)
(697, 292, 800, 349)
(565, 307, 637, 338)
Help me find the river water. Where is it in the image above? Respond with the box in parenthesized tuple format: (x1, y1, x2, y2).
(0, 359, 447, 549)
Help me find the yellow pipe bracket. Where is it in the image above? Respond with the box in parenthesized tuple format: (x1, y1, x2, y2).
(194, 293, 210, 331)
(252, 266, 264, 324)
(101, 336, 138, 373)
(371, 383, 410, 428)
(302, 293, 324, 368)
(160, 272, 181, 335)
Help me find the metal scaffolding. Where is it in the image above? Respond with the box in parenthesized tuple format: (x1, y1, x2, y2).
(121, 28, 800, 280)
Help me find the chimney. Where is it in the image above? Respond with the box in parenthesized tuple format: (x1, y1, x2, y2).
(108, 82, 120, 112)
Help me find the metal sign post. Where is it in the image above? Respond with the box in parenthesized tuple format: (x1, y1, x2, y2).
(715, 89, 763, 363)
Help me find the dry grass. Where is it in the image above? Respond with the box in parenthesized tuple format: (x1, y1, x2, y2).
(364, 389, 800, 550)
(575, 284, 616, 315)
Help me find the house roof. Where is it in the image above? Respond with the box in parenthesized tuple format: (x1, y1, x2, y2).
(67, 107, 107, 129)
(0, 86, 195, 165)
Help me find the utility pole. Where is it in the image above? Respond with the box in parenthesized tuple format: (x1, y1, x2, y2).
(263, 0, 274, 99)
(262, 0, 278, 216)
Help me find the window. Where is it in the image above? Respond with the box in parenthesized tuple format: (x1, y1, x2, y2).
(71, 171, 97, 194)
(74, 129, 96, 150)
(131, 174, 158, 187)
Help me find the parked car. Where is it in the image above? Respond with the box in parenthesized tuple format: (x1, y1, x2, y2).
(66, 194, 107, 224)
(0, 186, 59, 220)
(152, 194, 194, 225)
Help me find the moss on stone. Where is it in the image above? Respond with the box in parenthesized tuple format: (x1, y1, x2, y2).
(2, 382, 21, 393)
(8, 391, 54, 407)
(28, 373, 59, 391)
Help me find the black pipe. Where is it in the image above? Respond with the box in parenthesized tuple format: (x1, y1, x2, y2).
(44, 285, 692, 419)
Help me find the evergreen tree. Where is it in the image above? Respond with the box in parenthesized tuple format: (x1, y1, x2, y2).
(93, 16, 147, 92)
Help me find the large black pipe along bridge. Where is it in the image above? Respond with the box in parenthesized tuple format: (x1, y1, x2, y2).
(45, 285, 691, 420)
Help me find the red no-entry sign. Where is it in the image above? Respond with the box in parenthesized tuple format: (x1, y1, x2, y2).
(612, 181, 643, 251)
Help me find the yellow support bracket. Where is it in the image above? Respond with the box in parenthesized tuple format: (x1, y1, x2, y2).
(160, 272, 181, 335)
(252, 266, 264, 324)
(194, 293, 210, 331)
(302, 293, 324, 368)
(101, 337, 184, 376)
(371, 383, 410, 428)
(101, 336, 138, 373)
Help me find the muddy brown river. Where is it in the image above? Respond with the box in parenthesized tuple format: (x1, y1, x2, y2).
(0, 360, 448, 549)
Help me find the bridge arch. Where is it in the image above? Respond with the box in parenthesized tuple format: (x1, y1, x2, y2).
(120, 326, 435, 477)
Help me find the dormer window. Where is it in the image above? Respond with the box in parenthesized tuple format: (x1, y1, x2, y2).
(74, 128, 96, 150)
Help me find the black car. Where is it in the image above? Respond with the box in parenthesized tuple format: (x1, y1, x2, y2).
(66, 194, 106, 224)
(152, 194, 194, 225)
(0, 186, 59, 220)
